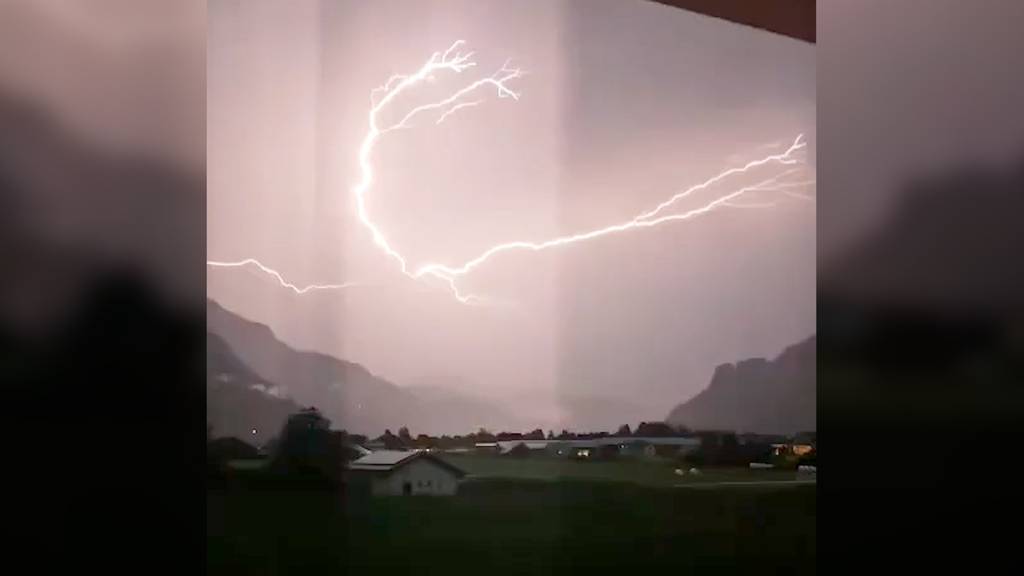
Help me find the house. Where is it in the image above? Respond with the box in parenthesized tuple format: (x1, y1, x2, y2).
(348, 450, 466, 496)
(474, 441, 499, 453)
(769, 432, 816, 457)
(771, 442, 815, 457)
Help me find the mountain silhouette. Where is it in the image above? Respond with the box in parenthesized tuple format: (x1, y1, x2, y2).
(207, 298, 517, 436)
(206, 331, 301, 444)
(666, 336, 815, 434)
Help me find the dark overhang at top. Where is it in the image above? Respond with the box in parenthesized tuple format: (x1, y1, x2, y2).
(650, 0, 816, 43)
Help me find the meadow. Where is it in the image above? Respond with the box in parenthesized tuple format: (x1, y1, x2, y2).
(208, 457, 816, 574)
(440, 452, 806, 486)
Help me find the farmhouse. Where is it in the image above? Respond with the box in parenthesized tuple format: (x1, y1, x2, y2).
(349, 450, 466, 496)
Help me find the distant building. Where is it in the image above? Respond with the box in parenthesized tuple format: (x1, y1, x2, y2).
(498, 441, 548, 456)
(772, 443, 814, 457)
(348, 450, 466, 496)
(492, 437, 700, 460)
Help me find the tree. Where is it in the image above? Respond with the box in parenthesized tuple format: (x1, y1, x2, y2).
(269, 408, 344, 485)
(635, 421, 676, 437)
(398, 426, 412, 443)
(616, 424, 632, 437)
(376, 429, 403, 450)
(546, 430, 554, 440)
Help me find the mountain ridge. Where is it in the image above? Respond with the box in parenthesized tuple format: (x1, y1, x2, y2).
(666, 335, 816, 435)
(206, 298, 520, 436)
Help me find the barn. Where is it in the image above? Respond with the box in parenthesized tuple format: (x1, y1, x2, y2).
(348, 450, 466, 496)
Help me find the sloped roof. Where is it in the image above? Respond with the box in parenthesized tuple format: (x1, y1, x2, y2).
(349, 444, 372, 456)
(498, 441, 550, 453)
(348, 450, 466, 477)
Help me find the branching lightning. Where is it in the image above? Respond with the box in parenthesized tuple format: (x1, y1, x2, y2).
(208, 41, 815, 304)
(207, 259, 362, 294)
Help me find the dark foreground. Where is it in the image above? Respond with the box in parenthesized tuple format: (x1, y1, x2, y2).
(208, 477, 815, 575)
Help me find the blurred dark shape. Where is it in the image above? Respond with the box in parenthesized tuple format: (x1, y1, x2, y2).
(819, 156, 1024, 567)
(0, 91, 204, 327)
(820, 158, 1024, 419)
(1, 7, 204, 569)
(4, 271, 204, 572)
(653, 0, 815, 43)
(823, 160, 1024, 315)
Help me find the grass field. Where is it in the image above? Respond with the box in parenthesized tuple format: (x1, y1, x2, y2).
(208, 463, 816, 574)
(440, 453, 806, 486)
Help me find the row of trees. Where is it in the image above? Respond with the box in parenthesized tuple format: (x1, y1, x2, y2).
(360, 421, 694, 450)
(209, 409, 816, 473)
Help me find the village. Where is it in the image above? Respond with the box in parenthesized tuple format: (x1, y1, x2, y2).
(209, 407, 817, 497)
(207, 406, 817, 571)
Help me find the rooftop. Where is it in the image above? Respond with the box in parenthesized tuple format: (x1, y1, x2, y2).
(349, 450, 466, 477)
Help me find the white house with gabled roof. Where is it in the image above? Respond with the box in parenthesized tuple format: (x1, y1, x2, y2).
(348, 450, 466, 496)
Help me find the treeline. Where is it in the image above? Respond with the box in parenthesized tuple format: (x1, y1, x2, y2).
(354, 421, 694, 450)
(209, 407, 816, 472)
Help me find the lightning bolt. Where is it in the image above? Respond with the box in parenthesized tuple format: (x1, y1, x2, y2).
(412, 169, 804, 283)
(436, 99, 484, 125)
(208, 41, 814, 305)
(206, 259, 362, 295)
